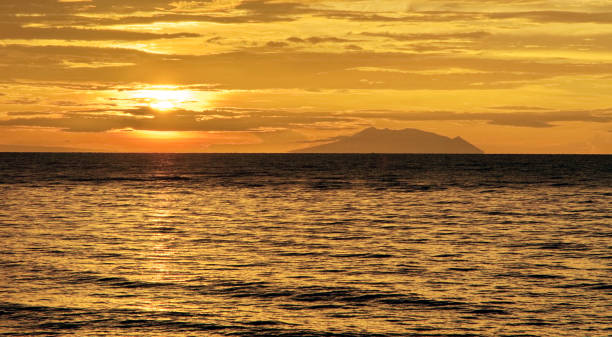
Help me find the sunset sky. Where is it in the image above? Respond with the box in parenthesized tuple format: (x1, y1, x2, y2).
(1, 0, 611, 153)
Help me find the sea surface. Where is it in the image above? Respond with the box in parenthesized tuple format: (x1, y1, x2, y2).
(0, 153, 610, 337)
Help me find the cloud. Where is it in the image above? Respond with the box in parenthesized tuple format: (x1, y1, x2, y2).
(3, 98, 41, 105)
(1, 80, 126, 92)
(264, 36, 357, 49)
(344, 109, 612, 128)
(361, 31, 490, 41)
(89, 12, 298, 25)
(487, 11, 612, 24)
(345, 44, 363, 51)
(236, 0, 311, 16)
(2, 1, 611, 29)
(266, 41, 289, 48)
(316, 10, 481, 23)
(2, 106, 610, 133)
(6, 111, 50, 116)
(3, 45, 612, 90)
(0, 0, 191, 14)
(287, 36, 355, 44)
(0, 24, 200, 41)
(0, 0, 305, 28)
(0, 106, 350, 132)
(489, 106, 554, 111)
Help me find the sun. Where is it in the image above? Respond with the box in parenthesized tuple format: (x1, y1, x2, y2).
(130, 88, 194, 111)
(150, 100, 176, 111)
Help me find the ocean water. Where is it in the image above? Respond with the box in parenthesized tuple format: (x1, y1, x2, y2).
(0, 153, 610, 337)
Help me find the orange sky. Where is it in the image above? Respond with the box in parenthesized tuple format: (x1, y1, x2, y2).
(1, 0, 611, 153)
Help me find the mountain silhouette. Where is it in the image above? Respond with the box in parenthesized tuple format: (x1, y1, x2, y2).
(292, 127, 483, 154)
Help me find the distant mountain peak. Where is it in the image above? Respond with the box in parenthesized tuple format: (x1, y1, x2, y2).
(292, 127, 483, 154)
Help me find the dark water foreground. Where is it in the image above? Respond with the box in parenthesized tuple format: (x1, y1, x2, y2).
(0, 153, 610, 337)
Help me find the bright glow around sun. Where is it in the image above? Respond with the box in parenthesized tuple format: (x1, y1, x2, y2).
(132, 130, 191, 139)
(130, 88, 194, 111)
(150, 100, 175, 111)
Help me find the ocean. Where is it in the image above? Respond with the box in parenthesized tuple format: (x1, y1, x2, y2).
(0, 153, 610, 336)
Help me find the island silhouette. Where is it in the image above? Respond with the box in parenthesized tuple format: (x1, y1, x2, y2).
(292, 127, 484, 154)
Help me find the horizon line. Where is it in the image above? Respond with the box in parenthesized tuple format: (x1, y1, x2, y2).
(1, 151, 611, 156)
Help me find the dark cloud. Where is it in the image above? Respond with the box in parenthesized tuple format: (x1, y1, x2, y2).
(266, 41, 289, 48)
(287, 36, 355, 44)
(3, 98, 41, 105)
(315, 7, 612, 25)
(345, 44, 363, 51)
(487, 11, 612, 24)
(207, 36, 224, 43)
(265, 36, 357, 49)
(361, 31, 490, 41)
(236, 0, 311, 16)
(5, 111, 49, 116)
(317, 11, 482, 23)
